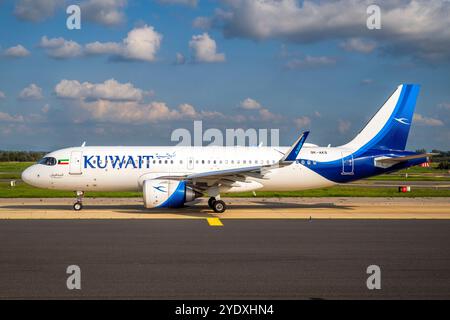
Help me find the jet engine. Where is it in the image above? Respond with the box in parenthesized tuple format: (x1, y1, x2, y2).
(143, 179, 201, 208)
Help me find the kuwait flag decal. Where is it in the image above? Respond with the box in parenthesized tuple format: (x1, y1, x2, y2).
(58, 159, 69, 165)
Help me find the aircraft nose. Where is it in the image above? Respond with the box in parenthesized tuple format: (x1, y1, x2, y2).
(21, 165, 38, 186)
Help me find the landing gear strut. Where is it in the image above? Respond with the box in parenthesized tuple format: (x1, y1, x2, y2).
(208, 197, 226, 213)
(73, 191, 84, 211)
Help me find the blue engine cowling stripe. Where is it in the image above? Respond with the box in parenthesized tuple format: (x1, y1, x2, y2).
(156, 181, 186, 208)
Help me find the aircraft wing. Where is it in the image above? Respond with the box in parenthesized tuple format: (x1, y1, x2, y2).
(155, 131, 310, 190)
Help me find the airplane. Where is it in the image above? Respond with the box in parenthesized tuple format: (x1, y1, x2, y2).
(22, 84, 435, 213)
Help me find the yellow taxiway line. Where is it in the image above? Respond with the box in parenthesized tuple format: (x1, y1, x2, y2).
(206, 217, 224, 226)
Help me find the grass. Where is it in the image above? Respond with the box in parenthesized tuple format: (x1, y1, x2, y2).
(0, 161, 34, 172)
(0, 161, 448, 198)
(225, 187, 450, 198)
(0, 181, 448, 198)
(0, 181, 141, 198)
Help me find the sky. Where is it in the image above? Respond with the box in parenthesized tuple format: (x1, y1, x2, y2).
(0, 0, 449, 151)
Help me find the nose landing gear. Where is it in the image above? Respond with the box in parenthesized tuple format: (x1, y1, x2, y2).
(73, 191, 84, 211)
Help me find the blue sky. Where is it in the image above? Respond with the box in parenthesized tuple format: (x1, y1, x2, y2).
(0, 0, 449, 151)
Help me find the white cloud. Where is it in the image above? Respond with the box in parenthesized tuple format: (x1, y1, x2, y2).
(240, 98, 261, 110)
(53, 79, 222, 124)
(360, 79, 374, 85)
(258, 108, 281, 121)
(294, 116, 311, 128)
(0, 91, 5, 99)
(42, 104, 51, 113)
(81, 0, 127, 26)
(413, 113, 444, 126)
(338, 119, 351, 133)
(157, 0, 198, 6)
(175, 52, 186, 65)
(340, 38, 377, 54)
(85, 25, 162, 62)
(3, 45, 30, 58)
(39, 36, 83, 59)
(285, 55, 336, 69)
(55, 79, 149, 101)
(204, 0, 450, 62)
(84, 42, 122, 55)
(19, 84, 44, 100)
(438, 102, 450, 110)
(79, 100, 220, 124)
(193, 16, 212, 29)
(189, 33, 225, 63)
(14, 0, 62, 22)
(0, 112, 24, 123)
(238, 98, 281, 121)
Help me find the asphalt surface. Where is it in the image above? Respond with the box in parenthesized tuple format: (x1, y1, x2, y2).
(1, 219, 449, 299)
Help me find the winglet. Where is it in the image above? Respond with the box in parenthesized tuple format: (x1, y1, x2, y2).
(281, 131, 309, 162)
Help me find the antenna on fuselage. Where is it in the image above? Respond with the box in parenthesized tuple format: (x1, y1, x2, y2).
(81, 141, 86, 147)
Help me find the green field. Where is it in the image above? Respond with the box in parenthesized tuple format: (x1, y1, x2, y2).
(0, 161, 449, 198)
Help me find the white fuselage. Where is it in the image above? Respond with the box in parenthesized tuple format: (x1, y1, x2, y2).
(22, 145, 341, 193)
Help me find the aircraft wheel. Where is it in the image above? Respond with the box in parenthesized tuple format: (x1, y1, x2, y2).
(208, 197, 216, 209)
(73, 202, 83, 211)
(212, 200, 226, 213)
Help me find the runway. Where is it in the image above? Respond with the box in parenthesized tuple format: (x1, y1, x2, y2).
(0, 219, 449, 299)
(0, 197, 449, 299)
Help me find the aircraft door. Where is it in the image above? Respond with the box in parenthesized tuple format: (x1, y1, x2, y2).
(341, 152, 354, 175)
(69, 151, 83, 175)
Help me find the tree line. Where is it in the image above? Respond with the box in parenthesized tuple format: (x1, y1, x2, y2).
(0, 151, 47, 162)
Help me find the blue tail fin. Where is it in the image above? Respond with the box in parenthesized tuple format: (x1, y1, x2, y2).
(344, 84, 420, 152)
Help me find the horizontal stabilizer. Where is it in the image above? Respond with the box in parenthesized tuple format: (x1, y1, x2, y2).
(374, 153, 437, 168)
(281, 131, 310, 162)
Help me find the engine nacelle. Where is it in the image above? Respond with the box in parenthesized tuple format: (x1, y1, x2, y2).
(143, 179, 201, 208)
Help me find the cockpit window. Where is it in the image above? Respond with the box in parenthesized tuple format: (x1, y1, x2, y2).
(38, 157, 57, 166)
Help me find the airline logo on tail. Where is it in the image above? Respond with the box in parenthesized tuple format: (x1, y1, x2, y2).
(394, 117, 410, 125)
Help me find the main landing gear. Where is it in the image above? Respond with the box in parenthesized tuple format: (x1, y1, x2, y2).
(208, 197, 226, 213)
(73, 191, 84, 211)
